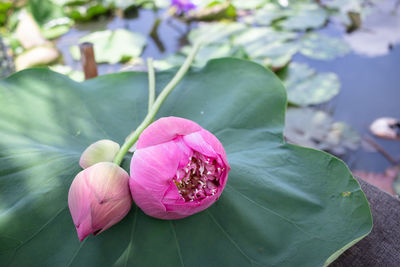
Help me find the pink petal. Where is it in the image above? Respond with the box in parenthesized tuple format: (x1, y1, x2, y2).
(163, 194, 219, 220)
(129, 180, 168, 218)
(182, 131, 218, 159)
(68, 171, 95, 241)
(90, 197, 132, 234)
(85, 162, 130, 203)
(76, 216, 93, 241)
(68, 171, 91, 228)
(136, 117, 201, 149)
(198, 129, 229, 166)
(173, 136, 194, 169)
(130, 141, 186, 200)
(218, 167, 230, 191)
(68, 163, 132, 241)
(84, 163, 131, 233)
(161, 180, 219, 219)
(130, 139, 196, 218)
(162, 182, 185, 208)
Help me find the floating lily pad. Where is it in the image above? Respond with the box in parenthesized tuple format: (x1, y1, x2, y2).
(195, 0, 226, 9)
(256, 41, 298, 68)
(325, 0, 362, 14)
(42, 23, 72, 39)
(231, 0, 267, 10)
(233, 27, 297, 48)
(155, 44, 246, 70)
(188, 22, 246, 44)
(28, 0, 72, 39)
(187, 24, 299, 68)
(278, 3, 328, 31)
(246, 3, 287, 25)
(153, 53, 186, 70)
(285, 107, 361, 155)
(144, 0, 171, 9)
(188, 23, 300, 68)
(155, 44, 247, 71)
(64, 1, 110, 21)
(108, 0, 139, 10)
(284, 62, 340, 106)
(28, 0, 65, 25)
(182, 43, 235, 67)
(233, 27, 298, 68)
(0, 59, 371, 266)
(49, 65, 84, 82)
(70, 29, 147, 64)
(299, 33, 351, 60)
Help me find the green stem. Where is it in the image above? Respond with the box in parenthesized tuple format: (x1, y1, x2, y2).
(147, 58, 156, 113)
(113, 42, 201, 165)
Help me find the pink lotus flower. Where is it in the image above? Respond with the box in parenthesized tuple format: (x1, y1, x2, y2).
(129, 117, 230, 220)
(68, 162, 132, 241)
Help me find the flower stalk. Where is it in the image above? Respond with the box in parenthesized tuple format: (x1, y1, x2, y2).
(147, 58, 155, 112)
(113, 42, 201, 165)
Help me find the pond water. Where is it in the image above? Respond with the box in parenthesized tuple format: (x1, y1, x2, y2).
(296, 44, 400, 172)
(56, 8, 400, 173)
(57, 9, 190, 72)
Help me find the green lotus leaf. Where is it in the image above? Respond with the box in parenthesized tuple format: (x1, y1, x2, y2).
(0, 58, 371, 266)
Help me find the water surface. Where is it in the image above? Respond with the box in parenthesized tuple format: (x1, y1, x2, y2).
(57, 8, 400, 173)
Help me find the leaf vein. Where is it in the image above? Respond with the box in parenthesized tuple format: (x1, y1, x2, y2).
(0, 153, 77, 179)
(15, 206, 67, 252)
(124, 208, 138, 267)
(227, 185, 325, 241)
(169, 221, 184, 267)
(206, 210, 256, 266)
(67, 238, 87, 266)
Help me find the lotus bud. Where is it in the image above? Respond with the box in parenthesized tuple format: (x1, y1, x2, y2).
(129, 117, 230, 220)
(68, 162, 132, 241)
(79, 139, 120, 169)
